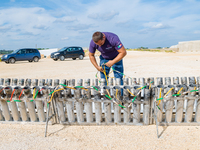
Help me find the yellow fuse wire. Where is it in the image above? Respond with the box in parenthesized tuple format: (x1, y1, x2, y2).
(177, 87, 183, 94)
(48, 88, 65, 103)
(157, 88, 162, 106)
(127, 89, 135, 97)
(33, 88, 36, 99)
(163, 87, 174, 98)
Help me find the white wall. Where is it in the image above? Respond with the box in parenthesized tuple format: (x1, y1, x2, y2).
(39, 48, 59, 56)
(178, 40, 200, 52)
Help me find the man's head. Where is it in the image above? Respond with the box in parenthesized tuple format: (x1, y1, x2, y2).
(92, 31, 106, 46)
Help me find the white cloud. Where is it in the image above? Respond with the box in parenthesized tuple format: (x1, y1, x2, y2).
(33, 25, 49, 30)
(0, 24, 12, 32)
(194, 30, 200, 34)
(67, 24, 94, 31)
(151, 23, 171, 29)
(88, 11, 119, 21)
(55, 17, 77, 23)
(61, 37, 69, 40)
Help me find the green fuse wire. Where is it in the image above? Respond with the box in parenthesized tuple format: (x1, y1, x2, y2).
(34, 90, 39, 99)
(132, 96, 137, 103)
(118, 104, 126, 108)
(75, 86, 83, 88)
(60, 84, 67, 87)
(92, 86, 99, 91)
(190, 90, 198, 92)
(14, 100, 21, 102)
(105, 95, 112, 100)
(157, 98, 163, 101)
(141, 85, 147, 89)
(49, 91, 54, 95)
(172, 94, 181, 97)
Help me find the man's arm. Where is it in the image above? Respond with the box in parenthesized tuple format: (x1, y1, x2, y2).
(89, 52, 104, 72)
(105, 46, 127, 67)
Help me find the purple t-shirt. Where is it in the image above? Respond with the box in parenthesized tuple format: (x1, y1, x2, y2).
(89, 32, 123, 60)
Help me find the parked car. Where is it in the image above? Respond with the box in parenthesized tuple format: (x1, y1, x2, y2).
(50, 46, 85, 61)
(1, 48, 41, 64)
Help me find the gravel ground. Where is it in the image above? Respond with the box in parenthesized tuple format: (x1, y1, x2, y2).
(0, 51, 200, 150)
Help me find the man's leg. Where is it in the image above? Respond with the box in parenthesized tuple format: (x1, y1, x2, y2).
(112, 59, 124, 85)
(99, 55, 110, 84)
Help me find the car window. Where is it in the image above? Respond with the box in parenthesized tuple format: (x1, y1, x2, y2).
(27, 49, 33, 53)
(58, 47, 67, 52)
(18, 49, 26, 54)
(78, 48, 82, 51)
(67, 48, 73, 52)
(73, 47, 79, 51)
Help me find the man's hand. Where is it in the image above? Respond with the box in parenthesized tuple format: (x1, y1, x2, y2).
(105, 60, 114, 68)
(97, 66, 104, 72)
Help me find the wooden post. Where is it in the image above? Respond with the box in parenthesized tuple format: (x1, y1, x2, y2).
(84, 79, 93, 123)
(173, 77, 179, 85)
(148, 77, 155, 125)
(18, 78, 24, 86)
(75, 79, 84, 123)
(53, 79, 59, 87)
(10, 87, 21, 121)
(155, 85, 164, 123)
(123, 85, 131, 124)
(165, 77, 171, 85)
(185, 84, 196, 122)
(0, 78, 4, 85)
(39, 79, 45, 86)
(175, 85, 185, 123)
(27, 101, 38, 122)
(165, 85, 175, 123)
(143, 86, 151, 125)
(35, 87, 46, 122)
(66, 79, 75, 123)
(19, 87, 30, 121)
(0, 100, 11, 121)
(132, 85, 141, 124)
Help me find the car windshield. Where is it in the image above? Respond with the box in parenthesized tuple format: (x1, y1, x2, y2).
(12, 49, 20, 54)
(58, 47, 67, 52)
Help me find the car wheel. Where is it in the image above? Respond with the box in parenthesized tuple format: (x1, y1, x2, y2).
(28, 60, 33, 62)
(59, 55, 65, 61)
(9, 58, 16, 64)
(72, 58, 76, 60)
(53, 59, 58, 61)
(79, 55, 84, 60)
(5, 61, 9, 64)
(33, 57, 39, 62)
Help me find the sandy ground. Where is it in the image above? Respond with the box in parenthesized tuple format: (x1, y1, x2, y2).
(0, 51, 200, 150)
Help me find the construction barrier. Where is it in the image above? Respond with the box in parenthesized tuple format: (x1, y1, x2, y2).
(0, 77, 200, 127)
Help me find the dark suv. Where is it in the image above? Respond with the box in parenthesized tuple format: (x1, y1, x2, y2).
(1, 48, 41, 64)
(50, 46, 85, 61)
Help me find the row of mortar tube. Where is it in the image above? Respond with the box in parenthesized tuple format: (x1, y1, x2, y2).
(155, 83, 200, 124)
(0, 78, 153, 124)
(0, 84, 52, 122)
(52, 78, 152, 125)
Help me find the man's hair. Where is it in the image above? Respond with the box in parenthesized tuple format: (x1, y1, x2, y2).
(92, 31, 103, 43)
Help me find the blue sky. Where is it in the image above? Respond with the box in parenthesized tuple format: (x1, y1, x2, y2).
(0, 0, 200, 50)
